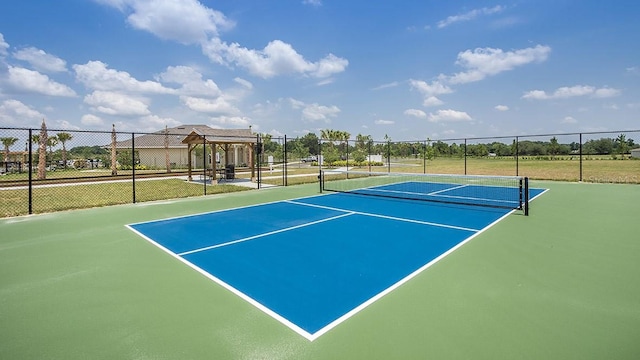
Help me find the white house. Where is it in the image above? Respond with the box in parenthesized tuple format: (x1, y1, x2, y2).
(631, 148, 640, 159)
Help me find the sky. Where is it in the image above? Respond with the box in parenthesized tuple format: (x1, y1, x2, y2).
(0, 0, 638, 142)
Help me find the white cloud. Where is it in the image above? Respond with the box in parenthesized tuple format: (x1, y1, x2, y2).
(374, 119, 394, 125)
(495, 105, 509, 111)
(13, 47, 67, 73)
(180, 95, 239, 115)
(285, 98, 340, 122)
(0, 99, 46, 126)
(409, 79, 451, 106)
(301, 103, 340, 122)
(427, 109, 472, 123)
(423, 96, 444, 107)
(202, 38, 348, 79)
(7, 66, 76, 97)
(74, 61, 174, 94)
(84, 90, 150, 116)
(561, 116, 578, 124)
(288, 98, 306, 109)
(593, 87, 621, 98)
(437, 6, 505, 29)
(157, 65, 220, 97)
(522, 85, 621, 100)
(81, 113, 104, 126)
(446, 45, 551, 84)
(302, 0, 322, 6)
(210, 115, 251, 127)
(97, 1, 346, 80)
(372, 81, 399, 91)
(233, 77, 253, 89)
(100, 0, 234, 44)
(404, 109, 427, 119)
(139, 114, 181, 129)
(409, 79, 452, 96)
(0, 33, 8, 57)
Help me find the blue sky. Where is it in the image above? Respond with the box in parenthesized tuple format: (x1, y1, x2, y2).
(0, 0, 638, 141)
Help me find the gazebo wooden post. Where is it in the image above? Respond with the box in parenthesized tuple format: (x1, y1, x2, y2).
(187, 143, 192, 181)
(224, 144, 230, 166)
(210, 142, 217, 185)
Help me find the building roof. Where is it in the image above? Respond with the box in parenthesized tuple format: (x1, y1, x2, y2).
(112, 125, 255, 149)
(181, 126, 256, 145)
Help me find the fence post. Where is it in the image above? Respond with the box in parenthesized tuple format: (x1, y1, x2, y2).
(283, 135, 288, 186)
(516, 136, 519, 176)
(28, 128, 33, 215)
(579, 133, 583, 182)
(132, 133, 136, 204)
(256, 134, 261, 189)
(387, 140, 391, 173)
(464, 139, 467, 175)
(203, 136, 207, 195)
(423, 140, 427, 174)
(368, 141, 372, 173)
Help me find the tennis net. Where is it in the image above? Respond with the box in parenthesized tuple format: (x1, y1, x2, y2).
(320, 170, 529, 214)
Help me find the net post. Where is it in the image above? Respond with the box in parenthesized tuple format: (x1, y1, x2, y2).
(319, 170, 323, 193)
(524, 177, 529, 216)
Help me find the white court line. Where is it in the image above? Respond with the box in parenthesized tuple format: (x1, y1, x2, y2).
(306, 207, 518, 341)
(427, 184, 469, 195)
(365, 184, 515, 206)
(126, 190, 547, 341)
(126, 223, 318, 341)
(177, 212, 355, 256)
(285, 200, 480, 232)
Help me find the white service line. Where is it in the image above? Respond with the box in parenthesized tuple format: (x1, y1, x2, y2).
(285, 200, 479, 232)
(177, 211, 355, 256)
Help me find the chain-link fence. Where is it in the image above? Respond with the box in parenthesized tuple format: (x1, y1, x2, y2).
(1, 126, 263, 217)
(317, 129, 640, 183)
(2, 126, 639, 217)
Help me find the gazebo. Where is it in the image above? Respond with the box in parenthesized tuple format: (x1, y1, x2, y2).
(181, 127, 257, 184)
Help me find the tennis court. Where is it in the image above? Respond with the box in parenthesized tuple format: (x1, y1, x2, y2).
(2, 178, 639, 359)
(127, 176, 545, 341)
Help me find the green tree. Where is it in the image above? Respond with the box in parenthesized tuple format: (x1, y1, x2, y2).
(47, 135, 59, 162)
(616, 134, 629, 159)
(287, 138, 309, 167)
(1, 137, 19, 162)
(548, 137, 560, 159)
(56, 132, 73, 168)
(424, 139, 435, 161)
(299, 132, 319, 155)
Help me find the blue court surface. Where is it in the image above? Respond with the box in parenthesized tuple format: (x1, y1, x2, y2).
(127, 187, 545, 341)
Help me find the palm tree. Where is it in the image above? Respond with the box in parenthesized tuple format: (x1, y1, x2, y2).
(37, 119, 48, 180)
(56, 132, 73, 168)
(1, 137, 19, 162)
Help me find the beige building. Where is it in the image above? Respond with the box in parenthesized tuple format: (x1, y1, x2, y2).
(113, 125, 255, 170)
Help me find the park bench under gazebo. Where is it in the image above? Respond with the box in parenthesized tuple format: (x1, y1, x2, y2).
(181, 127, 257, 184)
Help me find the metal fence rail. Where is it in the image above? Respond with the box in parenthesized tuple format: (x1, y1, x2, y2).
(1, 126, 639, 217)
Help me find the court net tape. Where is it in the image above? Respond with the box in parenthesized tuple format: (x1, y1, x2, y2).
(320, 170, 530, 214)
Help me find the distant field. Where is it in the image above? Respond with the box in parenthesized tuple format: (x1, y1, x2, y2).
(384, 156, 640, 184)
